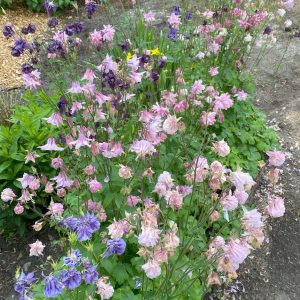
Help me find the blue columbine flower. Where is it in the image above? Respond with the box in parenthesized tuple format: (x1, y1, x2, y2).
(44, 275, 63, 298)
(85, 1, 98, 19)
(186, 12, 192, 20)
(48, 17, 58, 29)
(64, 249, 82, 267)
(60, 268, 82, 290)
(2, 24, 15, 39)
(44, 0, 55, 16)
(103, 239, 126, 258)
(82, 264, 99, 284)
(15, 271, 35, 296)
(76, 213, 100, 242)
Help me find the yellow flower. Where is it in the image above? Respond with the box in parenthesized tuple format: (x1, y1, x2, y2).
(150, 48, 162, 56)
(126, 52, 132, 60)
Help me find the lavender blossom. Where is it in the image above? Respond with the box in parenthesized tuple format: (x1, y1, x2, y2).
(15, 271, 35, 297)
(64, 249, 82, 267)
(60, 268, 82, 290)
(82, 264, 99, 284)
(43, 275, 63, 298)
(76, 213, 100, 242)
(103, 239, 126, 258)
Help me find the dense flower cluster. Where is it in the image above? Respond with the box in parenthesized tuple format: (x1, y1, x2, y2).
(1, 0, 292, 298)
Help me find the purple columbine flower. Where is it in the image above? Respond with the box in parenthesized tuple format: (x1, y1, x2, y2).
(48, 17, 58, 28)
(103, 239, 126, 258)
(43, 275, 63, 298)
(21, 26, 29, 35)
(11, 38, 27, 57)
(150, 69, 160, 83)
(120, 40, 130, 52)
(3, 24, 14, 39)
(64, 249, 82, 267)
(27, 24, 36, 34)
(21, 63, 34, 74)
(14, 271, 35, 296)
(60, 216, 78, 231)
(60, 268, 82, 290)
(173, 6, 180, 16)
(76, 213, 100, 242)
(44, 0, 55, 16)
(82, 264, 98, 284)
(85, 1, 98, 19)
(169, 27, 177, 41)
(157, 58, 166, 68)
(294, 31, 300, 38)
(140, 53, 152, 66)
(186, 12, 192, 20)
(263, 26, 272, 35)
(47, 39, 64, 56)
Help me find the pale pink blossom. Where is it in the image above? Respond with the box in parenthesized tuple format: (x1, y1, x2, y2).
(163, 115, 180, 135)
(210, 210, 220, 222)
(199, 111, 216, 126)
(165, 190, 183, 210)
(266, 196, 285, 218)
(209, 42, 220, 54)
(90, 30, 103, 46)
(108, 220, 129, 239)
(191, 80, 205, 96)
(246, 228, 265, 248)
(99, 142, 123, 158)
(127, 195, 140, 207)
(84, 165, 96, 176)
(208, 236, 225, 257)
(235, 90, 248, 101)
(48, 202, 64, 215)
(52, 171, 73, 188)
(220, 191, 238, 211)
(153, 245, 168, 263)
(281, 0, 294, 10)
(88, 178, 102, 193)
(25, 151, 38, 164)
(138, 226, 161, 247)
(130, 140, 156, 159)
(96, 278, 114, 299)
(127, 54, 140, 71)
(163, 230, 180, 250)
(142, 260, 161, 279)
(213, 140, 230, 157)
(118, 165, 133, 179)
(143, 11, 155, 23)
(1, 188, 16, 202)
(102, 25, 115, 42)
(71, 102, 84, 115)
(70, 133, 91, 150)
(224, 239, 250, 266)
(168, 13, 181, 30)
(68, 82, 83, 94)
(51, 157, 64, 169)
(234, 190, 249, 205)
(242, 209, 263, 230)
(57, 188, 66, 198)
(23, 70, 41, 90)
(17, 173, 35, 189)
(82, 69, 95, 82)
(209, 66, 219, 76)
(100, 54, 118, 73)
(38, 138, 64, 151)
(29, 240, 45, 257)
(266, 150, 285, 167)
(213, 93, 233, 111)
(45, 182, 54, 193)
(128, 71, 144, 85)
(29, 178, 40, 191)
(230, 167, 255, 191)
(14, 203, 24, 214)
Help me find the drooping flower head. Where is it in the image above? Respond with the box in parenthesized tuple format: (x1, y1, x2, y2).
(76, 213, 100, 241)
(103, 239, 126, 258)
(43, 275, 63, 298)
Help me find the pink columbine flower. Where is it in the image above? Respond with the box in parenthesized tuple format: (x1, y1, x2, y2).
(48, 202, 64, 215)
(100, 54, 118, 73)
(224, 239, 250, 266)
(200, 111, 216, 126)
(163, 115, 180, 135)
(102, 24, 115, 42)
(230, 166, 256, 192)
(165, 190, 183, 210)
(51, 157, 64, 169)
(209, 210, 220, 222)
(96, 278, 114, 299)
(1, 188, 16, 202)
(138, 226, 161, 247)
(43, 112, 63, 126)
(57, 188, 66, 198)
(118, 165, 133, 179)
(84, 164, 96, 176)
(29, 178, 40, 191)
(127, 195, 140, 207)
(191, 80, 205, 96)
(70, 133, 91, 150)
(168, 12, 181, 30)
(23, 70, 41, 90)
(82, 69, 95, 82)
(52, 171, 74, 188)
(127, 54, 140, 71)
(14, 203, 24, 214)
(99, 142, 123, 158)
(88, 178, 102, 193)
(213, 140, 230, 157)
(209, 42, 220, 54)
(143, 11, 155, 23)
(17, 173, 35, 189)
(213, 93, 233, 110)
(25, 151, 38, 164)
(234, 190, 249, 205)
(68, 82, 83, 94)
(209, 67, 219, 76)
(38, 138, 64, 151)
(163, 230, 180, 250)
(128, 71, 144, 85)
(267, 168, 280, 184)
(266, 150, 285, 167)
(220, 191, 238, 211)
(29, 240, 45, 257)
(107, 220, 129, 239)
(70, 101, 84, 114)
(130, 140, 156, 159)
(45, 182, 54, 193)
(242, 209, 263, 230)
(90, 30, 103, 46)
(235, 90, 248, 101)
(266, 196, 285, 218)
(142, 260, 161, 279)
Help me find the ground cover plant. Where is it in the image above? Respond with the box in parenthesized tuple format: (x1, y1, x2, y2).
(1, 0, 294, 299)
